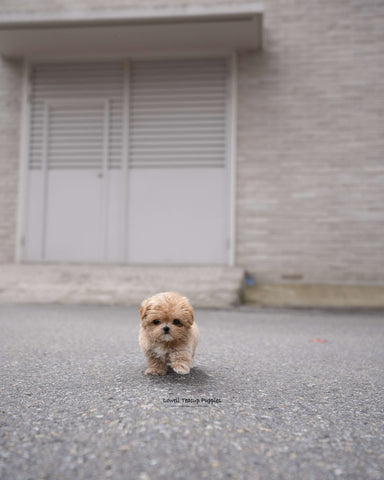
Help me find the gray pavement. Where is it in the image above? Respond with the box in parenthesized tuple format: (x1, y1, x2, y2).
(1, 304, 383, 480)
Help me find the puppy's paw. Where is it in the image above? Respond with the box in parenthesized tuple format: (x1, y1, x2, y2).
(145, 367, 167, 376)
(172, 363, 191, 375)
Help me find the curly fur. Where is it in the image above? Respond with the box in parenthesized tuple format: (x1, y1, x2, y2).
(139, 292, 199, 375)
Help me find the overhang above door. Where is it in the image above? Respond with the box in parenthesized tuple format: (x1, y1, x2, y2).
(0, 3, 263, 58)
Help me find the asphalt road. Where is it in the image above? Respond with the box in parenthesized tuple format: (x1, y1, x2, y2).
(1, 304, 383, 480)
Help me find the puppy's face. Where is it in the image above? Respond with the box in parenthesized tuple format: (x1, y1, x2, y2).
(140, 292, 194, 345)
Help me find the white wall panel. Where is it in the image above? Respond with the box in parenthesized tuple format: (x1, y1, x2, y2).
(127, 168, 228, 264)
(44, 170, 103, 261)
(106, 169, 125, 262)
(24, 170, 44, 260)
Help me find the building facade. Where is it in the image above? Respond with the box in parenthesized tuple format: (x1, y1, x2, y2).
(0, 0, 383, 286)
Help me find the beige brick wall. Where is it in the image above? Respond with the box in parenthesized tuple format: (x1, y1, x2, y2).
(236, 0, 384, 284)
(0, 0, 383, 284)
(0, 1, 235, 13)
(0, 58, 22, 262)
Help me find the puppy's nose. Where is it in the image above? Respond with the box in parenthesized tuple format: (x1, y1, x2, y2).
(163, 326, 170, 333)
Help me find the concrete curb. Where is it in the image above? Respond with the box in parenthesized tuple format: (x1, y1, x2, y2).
(243, 283, 384, 309)
(0, 264, 245, 309)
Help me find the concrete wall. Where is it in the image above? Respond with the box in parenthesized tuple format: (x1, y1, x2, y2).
(0, 58, 22, 262)
(0, 0, 383, 284)
(236, 0, 384, 284)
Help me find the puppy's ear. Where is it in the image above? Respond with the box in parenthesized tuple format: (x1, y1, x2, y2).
(183, 299, 194, 326)
(139, 298, 151, 320)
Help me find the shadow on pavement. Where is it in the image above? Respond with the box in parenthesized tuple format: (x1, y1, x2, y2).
(139, 366, 211, 386)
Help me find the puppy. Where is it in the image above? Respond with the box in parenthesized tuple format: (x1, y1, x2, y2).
(139, 292, 199, 375)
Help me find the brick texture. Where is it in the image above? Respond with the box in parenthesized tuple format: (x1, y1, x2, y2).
(0, 58, 22, 262)
(0, 0, 383, 284)
(236, 0, 384, 284)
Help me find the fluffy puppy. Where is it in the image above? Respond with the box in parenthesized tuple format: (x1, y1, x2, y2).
(139, 292, 199, 375)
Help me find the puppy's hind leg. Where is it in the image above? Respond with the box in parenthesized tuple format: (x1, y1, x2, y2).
(145, 355, 167, 376)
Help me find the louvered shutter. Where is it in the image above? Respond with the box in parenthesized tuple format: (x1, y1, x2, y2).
(126, 58, 230, 264)
(29, 62, 124, 171)
(129, 58, 228, 169)
(25, 58, 231, 264)
(26, 62, 125, 262)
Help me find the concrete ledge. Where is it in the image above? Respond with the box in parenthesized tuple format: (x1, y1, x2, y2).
(243, 284, 384, 309)
(0, 264, 245, 309)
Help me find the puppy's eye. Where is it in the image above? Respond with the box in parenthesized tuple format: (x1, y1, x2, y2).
(173, 319, 181, 325)
(153, 319, 160, 325)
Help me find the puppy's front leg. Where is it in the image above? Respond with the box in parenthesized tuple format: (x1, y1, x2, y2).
(145, 355, 167, 376)
(170, 351, 193, 375)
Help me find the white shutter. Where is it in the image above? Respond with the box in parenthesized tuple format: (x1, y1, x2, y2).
(29, 62, 124, 170)
(129, 58, 229, 169)
(26, 62, 126, 262)
(25, 58, 231, 264)
(29, 58, 229, 170)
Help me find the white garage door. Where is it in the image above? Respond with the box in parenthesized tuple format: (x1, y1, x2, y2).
(24, 59, 231, 264)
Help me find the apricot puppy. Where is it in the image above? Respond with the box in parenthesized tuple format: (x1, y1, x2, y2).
(139, 292, 199, 375)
